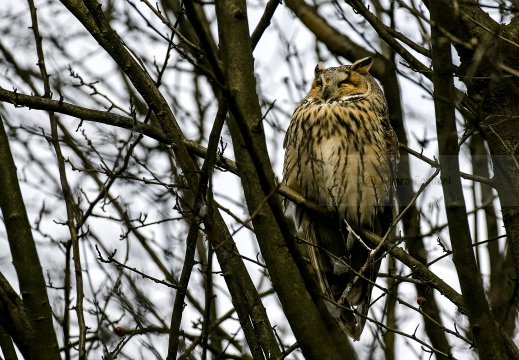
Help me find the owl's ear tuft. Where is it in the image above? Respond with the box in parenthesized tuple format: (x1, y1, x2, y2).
(351, 57, 373, 74)
(315, 62, 325, 75)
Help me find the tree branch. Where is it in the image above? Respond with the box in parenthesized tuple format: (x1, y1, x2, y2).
(0, 121, 60, 359)
(430, 1, 509, 358)
(215, 0, 352, 358)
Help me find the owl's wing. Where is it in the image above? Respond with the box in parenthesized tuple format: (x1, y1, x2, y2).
(380, 114, 400, 176)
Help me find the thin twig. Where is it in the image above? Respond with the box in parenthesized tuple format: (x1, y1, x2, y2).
(95, 245, 179, 289)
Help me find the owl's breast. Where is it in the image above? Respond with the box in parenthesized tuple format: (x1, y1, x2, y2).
(283, 101, 394, 227)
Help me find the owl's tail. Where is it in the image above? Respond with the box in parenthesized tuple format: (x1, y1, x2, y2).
(302, 211, 381, 341)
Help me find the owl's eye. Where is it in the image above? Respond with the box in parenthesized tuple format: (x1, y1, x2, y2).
(338, 79, 350, 87)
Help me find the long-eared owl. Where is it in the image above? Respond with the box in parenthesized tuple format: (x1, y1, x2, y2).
(283, 57, 399, 340)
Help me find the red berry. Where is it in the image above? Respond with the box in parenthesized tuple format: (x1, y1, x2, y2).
(417, 297, 426, 306)
(114, 326, 123, 335)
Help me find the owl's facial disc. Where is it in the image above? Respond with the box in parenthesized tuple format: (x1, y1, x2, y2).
(319, 71, 367, 101)
(308, 64, 369, 102)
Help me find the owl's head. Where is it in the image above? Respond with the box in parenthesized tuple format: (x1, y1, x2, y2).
(307, 57, 375, 103)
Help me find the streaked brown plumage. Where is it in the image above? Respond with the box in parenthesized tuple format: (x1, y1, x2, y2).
(283, 57, 399, 340)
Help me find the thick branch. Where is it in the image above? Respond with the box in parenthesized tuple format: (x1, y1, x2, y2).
(0, 272, 30, 359)
(430, 2, 508, 358)
(0, 121, 61, 359)
(215, 1, 352, 358)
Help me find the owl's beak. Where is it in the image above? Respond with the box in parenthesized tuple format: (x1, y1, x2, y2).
(321, 85, 336, 102)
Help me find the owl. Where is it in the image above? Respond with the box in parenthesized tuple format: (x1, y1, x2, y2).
(283, 57, 399, 340)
